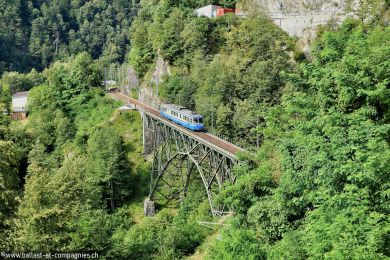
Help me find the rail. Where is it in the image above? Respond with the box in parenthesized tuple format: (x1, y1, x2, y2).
(109, 92, 244, 159)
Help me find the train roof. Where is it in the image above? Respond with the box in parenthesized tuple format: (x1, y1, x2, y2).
(161, 103, 203, 118)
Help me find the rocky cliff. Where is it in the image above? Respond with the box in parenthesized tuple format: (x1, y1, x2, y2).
(251, 0, 346, 13)
(245, 0, 348, 51)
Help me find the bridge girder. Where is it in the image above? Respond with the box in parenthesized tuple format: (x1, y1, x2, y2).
(143, 113, 237, 217)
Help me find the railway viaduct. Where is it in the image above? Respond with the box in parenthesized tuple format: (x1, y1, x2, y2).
(110, 92, 244, 218)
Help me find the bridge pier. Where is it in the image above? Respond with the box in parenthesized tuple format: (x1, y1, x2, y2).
(143, 113, 238, 218)
(142, 112, 155, 155)
(144, 198, 156, 216)
(109, 92, 242, 217)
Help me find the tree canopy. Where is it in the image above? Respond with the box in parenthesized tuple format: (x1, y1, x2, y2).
(0, 0, 389, 258)
(0, 0, 140, 75)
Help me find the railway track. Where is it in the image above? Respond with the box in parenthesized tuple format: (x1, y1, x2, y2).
(109, 92, 244, 157)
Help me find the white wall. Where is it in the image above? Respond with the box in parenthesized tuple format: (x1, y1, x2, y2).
(270, 12, 345, 37)
(12, 96, 28, 111)
(195, 5, 221, 18)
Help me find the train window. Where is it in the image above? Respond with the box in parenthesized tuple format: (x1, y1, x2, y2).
(198, 118, 203, 124)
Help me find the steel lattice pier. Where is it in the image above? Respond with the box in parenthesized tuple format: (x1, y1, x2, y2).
(143, 112, 237, 217)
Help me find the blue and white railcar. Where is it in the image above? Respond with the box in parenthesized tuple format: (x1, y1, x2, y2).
(160, 104, 204, 131)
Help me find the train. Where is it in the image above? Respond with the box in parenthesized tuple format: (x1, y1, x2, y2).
(160, 103, 204, 131)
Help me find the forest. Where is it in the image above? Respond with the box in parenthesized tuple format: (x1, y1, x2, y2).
(0, 0, 139, 75)
(1, 0, 390, 259)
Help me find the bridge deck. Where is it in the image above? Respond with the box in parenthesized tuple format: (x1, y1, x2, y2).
(109, 92, 244, 158)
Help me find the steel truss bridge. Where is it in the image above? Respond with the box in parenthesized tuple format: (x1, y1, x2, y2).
(110, 92, 244, 217)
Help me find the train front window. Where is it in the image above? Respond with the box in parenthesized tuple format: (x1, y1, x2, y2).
(195, 118, 203, 124)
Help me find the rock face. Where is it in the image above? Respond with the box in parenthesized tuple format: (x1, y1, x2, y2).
(139, 56, 170, 109)
(151, 56, 171, 86)
(272, 11, 345, 40)
(261, 0, 347, 37)
(248, 0, 348, 52)
(139, 86, 160, 109)
(253, 0, 346, 13)
(119, 67, 139, 95)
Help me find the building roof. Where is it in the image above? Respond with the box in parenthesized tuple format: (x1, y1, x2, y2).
(12, 91, 29, 98)
(198, 4, 222, 7)
(162, 103, 203, 118)
(118, 105, 137, 111)
(195, 4, 222, 10)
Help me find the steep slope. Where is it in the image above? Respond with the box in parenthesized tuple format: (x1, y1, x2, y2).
(252, 0, 346, 13)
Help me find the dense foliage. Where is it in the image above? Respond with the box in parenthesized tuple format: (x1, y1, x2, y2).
(0, 0, 389, 259)
(7, 53, 129, 252)
(0, 53, 212, 258)
(129, 0, 390, 258)
(208, 19, 390, 259)
(0, 0, 139, 75)
(130, 0, 291, 148)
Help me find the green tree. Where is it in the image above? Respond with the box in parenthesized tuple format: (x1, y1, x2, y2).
(346, 0, 386, 23)
(13, 155, 106, 251)
(45, 52, 103, 113)
(87, 125, 132, 210)
(207, 226, 266, 260)
(0, 0, 139, 73)
(0, 0, 31, 74)
(0, 141, 20, 251)
(208, 18, 390, 259)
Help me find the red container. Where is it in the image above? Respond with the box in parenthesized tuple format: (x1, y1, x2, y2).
(216, 8, 236, 17)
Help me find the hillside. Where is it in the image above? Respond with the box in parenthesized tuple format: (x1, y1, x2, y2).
(0, 0, 139, 75)
(252, 0, 346, 13)
(0, 0, 389, 259)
